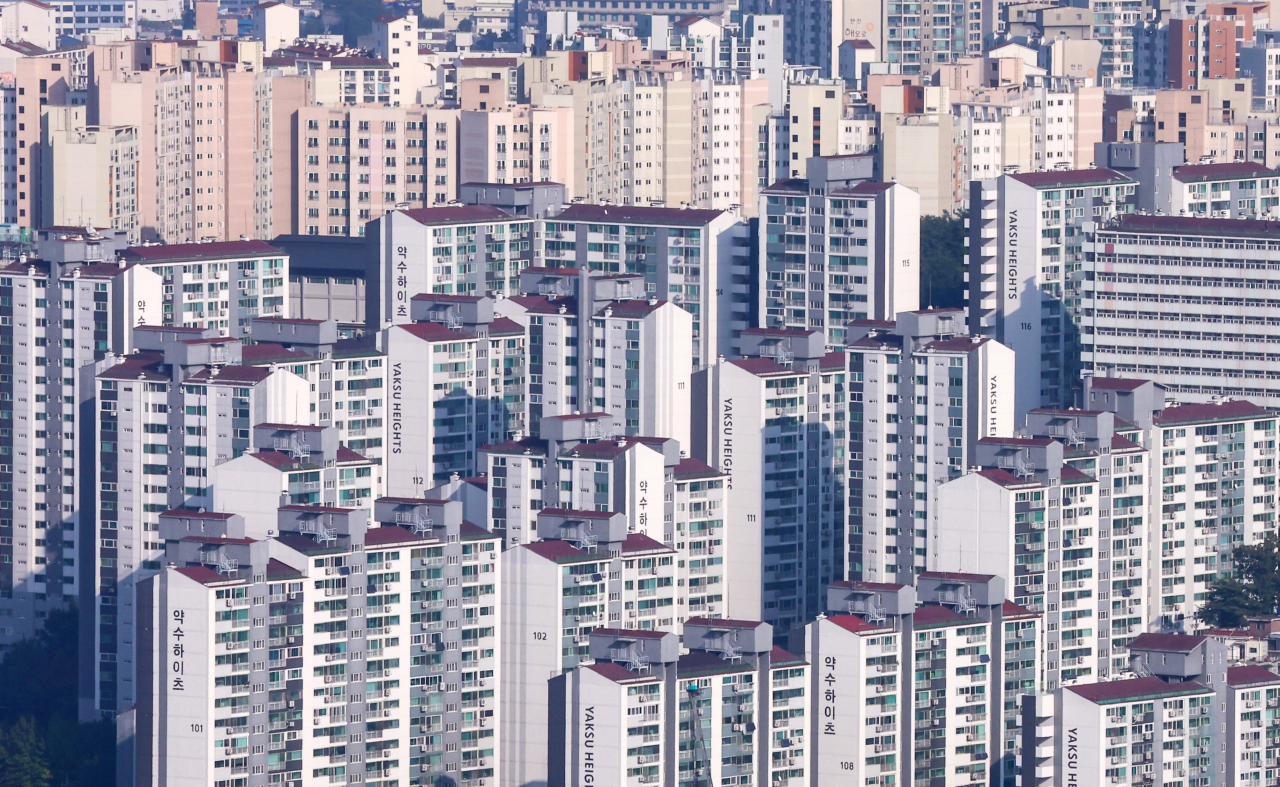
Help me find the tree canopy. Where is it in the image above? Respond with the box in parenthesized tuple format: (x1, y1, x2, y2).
(1196, 532, 1280, 628)
(919, 214, 966, 310)
(0, 606, 114, 787)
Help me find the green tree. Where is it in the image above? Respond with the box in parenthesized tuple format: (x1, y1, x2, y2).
(0, 718, 52, 787)
(919, 213, 966, 309)
(0, 607, 114, 786)
(1197, 532, 1280, 627)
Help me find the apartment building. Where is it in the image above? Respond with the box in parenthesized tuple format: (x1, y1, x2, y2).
(91, 42, 257, 243)
(472, 413, 733, 608)
(552, 619, 810, 787)
(702, 332, 845, 630)
(1108, 88, 1250, 165)
(381, 317, 488, 495)
(41, 105, 140, 240)
(251, 68, 314, 241)
(1081, 213, 1280, 406)
(1223, 664, 1280, 785)
(500, 508, 680, 787)
(369, 205, 535, 330)
(246, 317, 388, 464)
(90, 328, 310, 716)
(54, 0, 136, 37)
(457, 103, 574, 192)
(759, 157, 920, 346)
(0, 234, 158, 658)
(768, 82, 855, 179)
(663, 14, 786, 108)
(129, 496, 503, 787)
(685, 78, 771, 215)
(477, 415, 666, 545)
(953, 105, 1035, 200)
(294, 105, 462, 238)
(1149, 399, 1276, 632)
(10, 51, 78, 230)
(967, 168, 1138, 413)
(1167, 2, 1270, 89)
(935, 409, 1152, 690)
(1020, 633, 1232, 787)
(1023, 676, 1217, 787)
(1166, 161, 1280, 218)
(761, 97, 879, 187)
(1024, 78, 1105, 172)
(496, 272, 693, 444)
(532, 75, 695, 209)
(539, 203, 746, 368)
(845, 310, 1016, 583)
(1241, 29, 1280, 112)
(879, 0, 987, 74)
(879, 100, 959, 218)
(807, 573, 1043, 787)
(118, 240, 289, 338)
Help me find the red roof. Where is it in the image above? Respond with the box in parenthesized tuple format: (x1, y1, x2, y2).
(1009, 168, 1132, 189)
(827, 614, 888, 634)
(555, 203, 725, 226)
(587, 661, 654, 683)
(830, 579, 907, 592)
(1067, 676, 1209, 703)
(621, 533, 672, 554)
(396, 322, 476, 342)
(522, 540, 595, 563)
(1061, 466, 1094, 483)
(599, 299, 665, 318)
(336, 446, 371, 464)
(830, 180, 895, 196)
(727, 357, 802, 378)
(241, 343, 313, 364)
(1109, 213, 1280, 240)
(251, 451, 313, 470)
(175, 565, 242, 586)
(912, 605, 970, 628)
(1128, 632, 1207, 653)
(540, 507, 618, 519)
(488, 317, 525, 336)
(398, 205, 513, 224)
(924, 337, 989, 352)
(1172, 161, 1274, 183)
(1088, 377, 1148, 391)
(1226, 665, 1280, 687)
(161, 509, 235, 519)
(1155, 400, 1271, 427)
(121, 240, 283, 263)
(1003, 600, 1039, 619)
(186, 365, 272, 384)
(592, 627, 671, 639)
(266, 558, 304, 579)
(365, 525, 433, 546)
(975, 468, 1037, 488)
(686, 617, 765, 629)
(771, 646, 807, 667)
(919, 570, 997, 582)
(673, 458, 724, 480)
